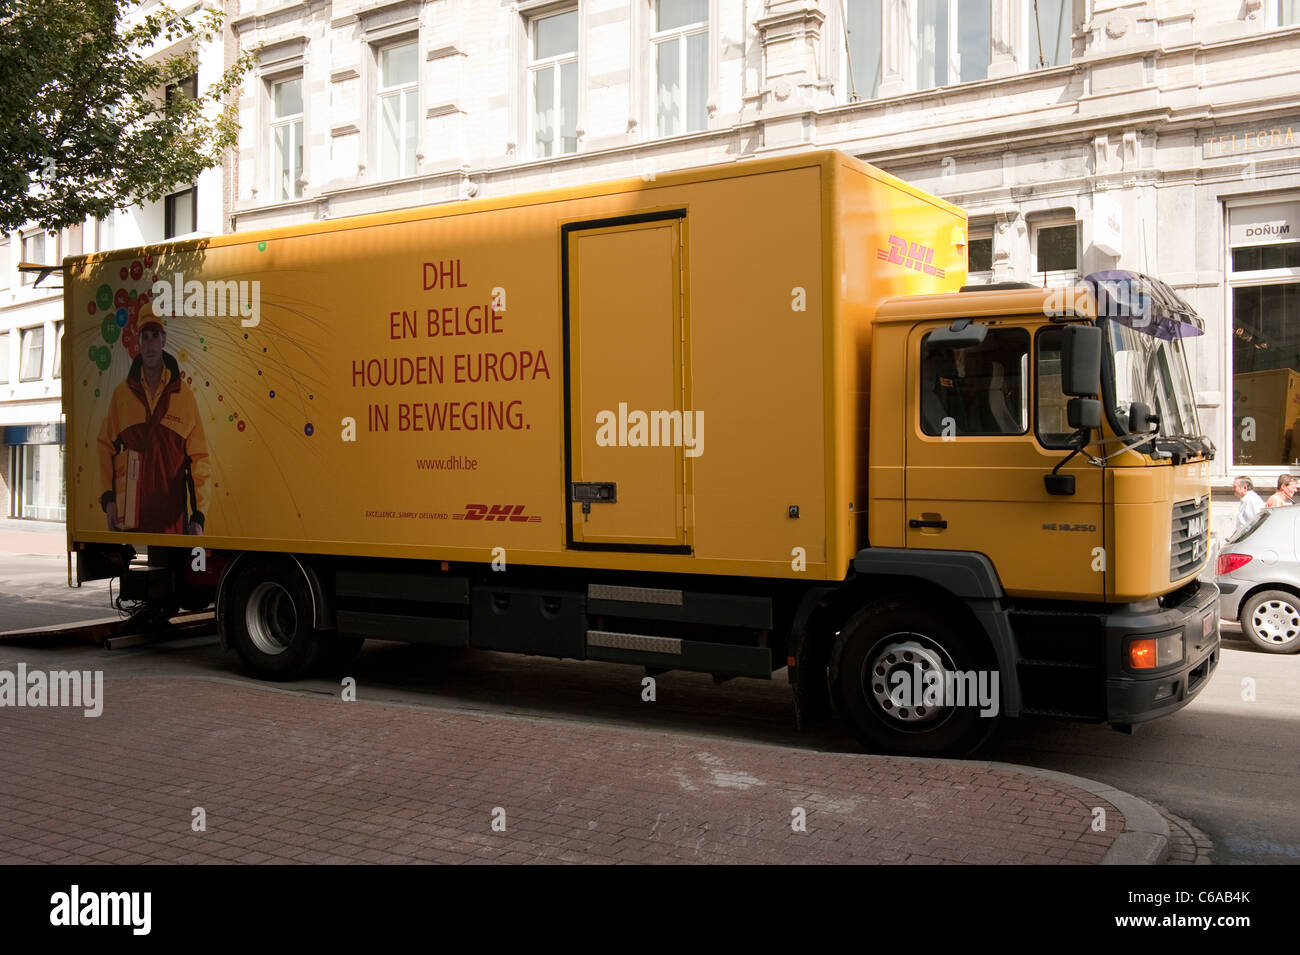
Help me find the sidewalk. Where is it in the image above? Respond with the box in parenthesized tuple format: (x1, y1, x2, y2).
(0, 518, 66, 557)
(0, 675, 1164, 864)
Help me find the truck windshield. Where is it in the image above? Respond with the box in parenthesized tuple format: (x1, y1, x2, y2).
(1105, 319, 1202, 439)
(1088, 270, 1206, 446)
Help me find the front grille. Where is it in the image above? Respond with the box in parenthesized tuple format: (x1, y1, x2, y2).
(1170, 496, 1209, 581)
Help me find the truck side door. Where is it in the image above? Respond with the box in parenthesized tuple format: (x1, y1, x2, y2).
(904, 320, 1105, 600)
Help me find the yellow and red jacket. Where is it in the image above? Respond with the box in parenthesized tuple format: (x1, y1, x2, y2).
(96, 352, 210, 534)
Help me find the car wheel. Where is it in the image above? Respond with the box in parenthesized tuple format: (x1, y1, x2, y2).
(1240, 589, 1300, 654)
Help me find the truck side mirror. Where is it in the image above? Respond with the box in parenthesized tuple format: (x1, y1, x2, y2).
(1061, 325, 1102, 397)
(1067, 398, 1101, 430)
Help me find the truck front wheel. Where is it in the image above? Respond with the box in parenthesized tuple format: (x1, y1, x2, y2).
(224, 558, 323, 680)
(829, 598, 1001, 757)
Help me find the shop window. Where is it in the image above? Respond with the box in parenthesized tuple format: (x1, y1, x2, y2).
(654, 0, 708, 137)
(19, 326, 44, 381)
(19, 443, 66, 521)
(1229, 201, 1300, 467)
(529, 8, 579, 158)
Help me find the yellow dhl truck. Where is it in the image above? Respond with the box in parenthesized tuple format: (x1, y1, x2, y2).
(63, 149, 1219, 756)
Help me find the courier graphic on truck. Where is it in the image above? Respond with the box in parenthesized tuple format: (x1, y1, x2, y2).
(63, 150, 1219, 757)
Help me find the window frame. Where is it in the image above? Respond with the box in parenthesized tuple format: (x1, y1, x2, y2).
(376, 38, 420, 181)
(967, 223, 994, 280)
(270, 74, 306, 201)
(839, 0, 883, 103)
(919, 325, 1031, 438)
(20, 230, 53, 285)
(911, 0, 992, 92)
(164, 187, 197, 239)
(18, 325, 44, 382)
(652, 0, 710, 138)
(1024, 0, 1073, 71)
(1030, 216, 1080, 284)
(1034, 325, 1080, 450)
(528, 6, 580, 159)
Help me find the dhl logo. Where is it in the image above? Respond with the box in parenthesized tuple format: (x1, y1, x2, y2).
(876, 235, 946, 277)
(453, 504, 542, 522)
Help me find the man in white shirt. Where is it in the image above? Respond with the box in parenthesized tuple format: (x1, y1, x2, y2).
(1233, 476, 1266, 533)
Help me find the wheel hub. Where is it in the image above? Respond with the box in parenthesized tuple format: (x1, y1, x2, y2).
(865, 638, 952, 724)
(245, 581, 298, 656)
(1251, 599, 1300, 645)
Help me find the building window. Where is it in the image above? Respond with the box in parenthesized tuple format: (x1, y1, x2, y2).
(166, 73, 198, 104)
(19, 326, 44, 381)
(0, 332, 9, 384)
(378, 41, 418, 180)
(0, 237, 9, 291)
(53, 322, 63, 379)
(165, 187, 196, 238)
(654, 0, 708, 137)
(1028, 0, 1071, 69)
(914, 0, 990, 90)
(96, 215, 115, 253)
(20, 231, 48, 284)
(66, 222, 83, 257)
(843, 0, 882, 101)
(1032, 219, 1079, 281)
(968, 226, 994, 277)
(529, 8, 579, 158)
(1281, 1, 1299, 26)
(271, 77, 305, 200)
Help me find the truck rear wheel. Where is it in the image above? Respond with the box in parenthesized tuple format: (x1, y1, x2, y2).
(829, 598, 1001, 757)
(224, 558, 323, 680)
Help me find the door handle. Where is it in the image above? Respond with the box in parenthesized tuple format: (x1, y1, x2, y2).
(909, 518, 947, 529)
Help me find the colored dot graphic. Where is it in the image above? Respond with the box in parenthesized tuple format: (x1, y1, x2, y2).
(257, 241, 266, 251)
(304, 423, 314, 436)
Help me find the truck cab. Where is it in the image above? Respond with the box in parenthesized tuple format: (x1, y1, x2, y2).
(832, 271, 1219, 753)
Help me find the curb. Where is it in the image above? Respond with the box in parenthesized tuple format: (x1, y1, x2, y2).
(986, 763, 1169, 865)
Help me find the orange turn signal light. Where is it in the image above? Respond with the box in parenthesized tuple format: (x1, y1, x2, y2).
(1128, 638, 1158, 670)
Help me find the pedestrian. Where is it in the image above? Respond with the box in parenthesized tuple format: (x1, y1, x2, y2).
(1265, 473, 1298, 508)
(1233, 476, 1265, 531)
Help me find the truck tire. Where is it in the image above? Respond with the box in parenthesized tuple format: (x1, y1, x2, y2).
(1239, 589, 1300, 654)
(829, 597, 1001, 757)
(225, 558, 323, 680)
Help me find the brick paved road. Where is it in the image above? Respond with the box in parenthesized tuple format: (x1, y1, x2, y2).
(0, 676, 1123, 864)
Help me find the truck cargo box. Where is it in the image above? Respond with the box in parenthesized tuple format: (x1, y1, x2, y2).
(65, 150, 966, 582)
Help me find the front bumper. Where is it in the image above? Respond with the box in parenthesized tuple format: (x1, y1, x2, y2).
(1103, 581, 1220, 725)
